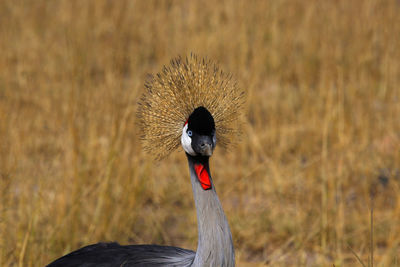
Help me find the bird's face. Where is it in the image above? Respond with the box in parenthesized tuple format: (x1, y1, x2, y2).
(181, 106, 216, 157)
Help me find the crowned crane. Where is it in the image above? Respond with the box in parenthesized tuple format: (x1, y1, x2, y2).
(47, 54, 244, 267)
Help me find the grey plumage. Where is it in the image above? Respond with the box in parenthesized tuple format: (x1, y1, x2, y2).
(47, 243, 195, 267)
(187, 154, 235, 267)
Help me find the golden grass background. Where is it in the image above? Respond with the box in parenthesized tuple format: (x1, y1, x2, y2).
(1, 0, 400, 266)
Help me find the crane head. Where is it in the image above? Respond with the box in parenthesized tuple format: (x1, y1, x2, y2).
(181, 106, 216, 157)
(137, 54, 244, 160)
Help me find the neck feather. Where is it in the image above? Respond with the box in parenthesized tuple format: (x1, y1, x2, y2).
(186, 154, 235, 267)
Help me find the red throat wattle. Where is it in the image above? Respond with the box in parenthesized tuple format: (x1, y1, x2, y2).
(194, 164, 212, 190)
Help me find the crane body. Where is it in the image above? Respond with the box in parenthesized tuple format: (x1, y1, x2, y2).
(48, 153, 234, 267)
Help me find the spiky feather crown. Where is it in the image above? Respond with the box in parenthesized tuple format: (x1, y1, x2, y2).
(137, 54, 244, 159)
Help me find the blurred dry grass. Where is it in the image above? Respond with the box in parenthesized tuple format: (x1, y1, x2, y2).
(0, 0, 400, 266)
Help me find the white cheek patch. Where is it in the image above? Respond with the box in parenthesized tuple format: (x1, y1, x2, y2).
(181, 123, 196, 156)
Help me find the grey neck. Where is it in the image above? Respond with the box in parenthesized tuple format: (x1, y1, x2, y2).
(186, 154, 235, 267)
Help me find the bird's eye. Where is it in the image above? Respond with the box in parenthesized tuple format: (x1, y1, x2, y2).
(187, 130, 193, 137)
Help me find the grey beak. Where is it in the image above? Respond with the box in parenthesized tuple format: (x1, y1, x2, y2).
(194, 135, 214, 156)
(200, 144, 213, 156)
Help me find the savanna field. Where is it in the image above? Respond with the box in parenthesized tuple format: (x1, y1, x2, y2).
(1, 0, 400, 266)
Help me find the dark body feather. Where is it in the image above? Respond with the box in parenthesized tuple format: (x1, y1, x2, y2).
(47, 242, 195, 267)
